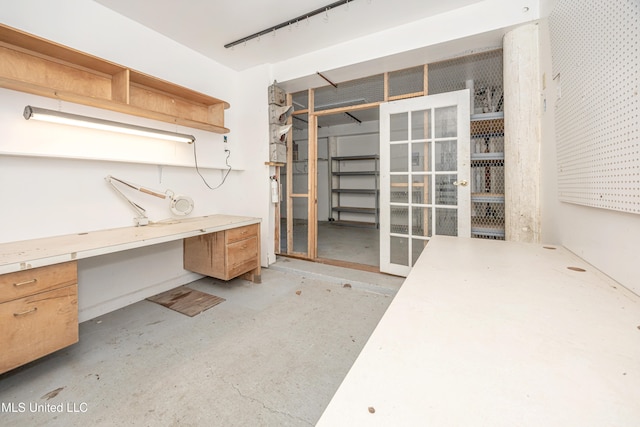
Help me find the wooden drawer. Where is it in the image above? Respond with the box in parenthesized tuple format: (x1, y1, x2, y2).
(0, 261, 77, 304)
(227, 236, 259, 278)
(226, 224, 258, 244)
(184, 223, 261, 282)
(0, 284, 78, 374)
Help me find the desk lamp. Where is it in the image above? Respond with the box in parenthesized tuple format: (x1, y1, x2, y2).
(105, 175, 194, 226)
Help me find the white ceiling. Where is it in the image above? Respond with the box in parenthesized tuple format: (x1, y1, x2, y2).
(94, 0, 483, 71)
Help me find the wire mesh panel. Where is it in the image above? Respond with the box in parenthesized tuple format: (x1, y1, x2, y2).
(429, 50, 503, 115)
(314, 74, 385, 111)
(470, 118, 505, 239)
(388, 66, 424, 98)
(429, 51, 505, 240)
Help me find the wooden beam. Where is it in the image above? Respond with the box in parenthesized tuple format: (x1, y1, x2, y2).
(286, 93, 294, 255)
(384, 72, 389, 102)
(388, 91, 425, 101)
(313, 101, 381, 116)
(308, 88, 318, 259)
(423, 64, 429, 95)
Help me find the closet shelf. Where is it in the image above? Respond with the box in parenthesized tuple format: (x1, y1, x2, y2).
(332, 189, 379, 195)
(471, 153, 504, 161)
(332, 155, 380, 161)
(332, 171, 378, 176)
(471, 193, 505, 203)
(471, 225, 506, 238)
(330, 154, 379, 228)
(0, 24, 229, 134)
(332, 206, 377, 214)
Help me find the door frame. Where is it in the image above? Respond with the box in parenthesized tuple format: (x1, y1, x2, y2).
(277, 66, 432, 271)
(379, 90, 471, 276)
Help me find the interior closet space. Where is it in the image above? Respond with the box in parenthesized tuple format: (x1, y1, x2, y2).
(277, 50, 504, 271)
(319, 108, 381, 267)
(280, 97, 381, 267)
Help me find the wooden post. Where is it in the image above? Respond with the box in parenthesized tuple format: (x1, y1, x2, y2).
(308, 88, 318, 259)
(286, 94, 294, 254)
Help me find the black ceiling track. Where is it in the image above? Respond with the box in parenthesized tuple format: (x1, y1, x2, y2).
(224, 0, 353, 49)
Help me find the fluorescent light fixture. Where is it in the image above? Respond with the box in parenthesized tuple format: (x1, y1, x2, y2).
(23, 106, 195, 144)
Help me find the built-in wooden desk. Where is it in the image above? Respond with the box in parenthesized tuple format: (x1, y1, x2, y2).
(0, 214, 261, 374)
(317, 236, 640, 426)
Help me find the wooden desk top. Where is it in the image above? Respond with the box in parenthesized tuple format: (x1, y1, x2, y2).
(0, 214, 260, 274)
(317, 236, 640, 426)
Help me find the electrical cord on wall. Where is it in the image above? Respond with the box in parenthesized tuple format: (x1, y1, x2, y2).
(193, 137, 232, 190)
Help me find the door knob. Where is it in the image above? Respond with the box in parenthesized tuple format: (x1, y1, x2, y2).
(453, 180, 468, 186)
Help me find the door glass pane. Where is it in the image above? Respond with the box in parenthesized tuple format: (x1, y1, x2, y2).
(390, 206, 408, 234)
(435, 139, 457, 171)
(390, 112, 408, 141)
(381, 89, 469, 276)
(411, 109, 431, 140)
(435, 174, 457, 205)
(411, 207, 429, 237)
(292, 197, 308, 253)
(411, 142, 430, 172)
(390, 175, 408, 203)
(390, 143, 408, 172)
(435, 207, 458, 236)
(411, 238, 428, 266)
(411, 175, 430, 204)
(435, 106, 457, 138)
(292, 159, 308, 193)
(390, 236, 409, 266)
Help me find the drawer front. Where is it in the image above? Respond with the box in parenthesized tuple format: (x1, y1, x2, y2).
(225, 224, 258, 244)
(0, 284, 78, 374)
(0, 261, 77, 304)
(226, 236, 259, 278)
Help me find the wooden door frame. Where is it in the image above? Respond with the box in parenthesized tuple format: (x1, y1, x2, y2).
(278, 66, 430, 267)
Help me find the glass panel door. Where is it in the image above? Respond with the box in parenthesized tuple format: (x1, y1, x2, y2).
(380, 90, 470, 276)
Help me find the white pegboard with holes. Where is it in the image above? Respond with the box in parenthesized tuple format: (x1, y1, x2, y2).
(549, 0, 639, 214)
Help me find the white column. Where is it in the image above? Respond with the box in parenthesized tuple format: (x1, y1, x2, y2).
(503, 24, 542, 243)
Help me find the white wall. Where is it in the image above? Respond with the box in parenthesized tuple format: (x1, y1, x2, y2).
(0, 0, 272, 320)
(537, 5, 640, 294)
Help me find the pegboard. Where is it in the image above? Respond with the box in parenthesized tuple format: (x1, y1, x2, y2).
(549, 0, 639, 214)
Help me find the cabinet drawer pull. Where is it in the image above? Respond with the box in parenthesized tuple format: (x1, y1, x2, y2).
(13, 307, 38, 317)
(14, 278, 38, 287)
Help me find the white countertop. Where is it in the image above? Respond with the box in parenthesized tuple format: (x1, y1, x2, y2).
(317, 236, 640, 426)
(0, 214, 260, 274)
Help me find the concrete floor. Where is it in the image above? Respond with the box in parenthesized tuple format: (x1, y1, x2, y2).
(282, 220, 379, 267)
(0, 258, 402, 426)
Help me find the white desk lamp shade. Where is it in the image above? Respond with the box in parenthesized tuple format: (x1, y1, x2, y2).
(170, 195, 194, 216)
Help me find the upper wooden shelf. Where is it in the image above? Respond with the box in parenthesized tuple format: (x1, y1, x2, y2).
(0, 24, 230, 134)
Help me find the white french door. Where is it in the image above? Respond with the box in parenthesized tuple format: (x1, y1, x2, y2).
(380, 90, 471, 276)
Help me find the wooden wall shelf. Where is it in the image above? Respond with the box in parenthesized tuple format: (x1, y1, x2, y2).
(0, 24, 230, 134)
